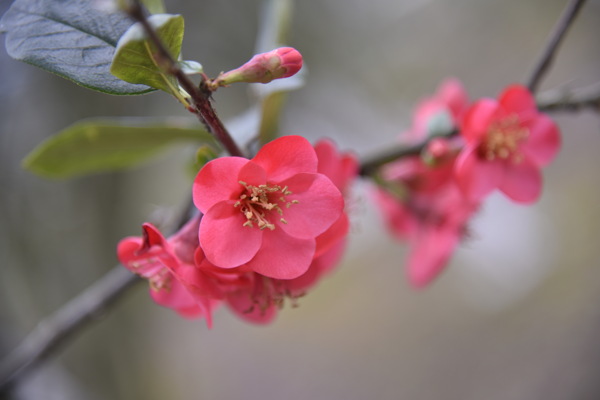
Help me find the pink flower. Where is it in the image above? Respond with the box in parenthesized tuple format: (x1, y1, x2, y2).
(219, 139, 356, 322)
(313, 139, 358, 257)
(214, 47, 303, 86)
(455, 84, 561, 203)
(405, 78, 468, 142)
(193, 135, 344, 280)
(375, 181, 478, 288)
(117, 218, 221, 327)
(225, 237, 349, 324)
(372, 79, 478, 287)
(374, 152, 470, 287)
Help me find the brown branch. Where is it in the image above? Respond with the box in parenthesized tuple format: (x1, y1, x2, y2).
(126, 1, 244, 158)
(0, 268, 141, 393)
(537, 83, 600, 113)
(359, 131, 457, 177)
(526, 0, 587, 93)
(0, 199, 198, 393)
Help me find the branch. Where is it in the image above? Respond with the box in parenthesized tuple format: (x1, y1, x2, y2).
(126, 1, 245, 158)
(526, 0, 587, 93)
(0, 199, 197, 393)
(359, 131, 457, 177)
(537, 83, 600, 112)
(0, 268, 140, 393)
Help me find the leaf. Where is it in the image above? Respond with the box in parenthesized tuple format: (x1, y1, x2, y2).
(23, 118, 217, 179)
(178, 60, 203, 75)
(111, 14, 189, 99)
(0, 0, 154, 95)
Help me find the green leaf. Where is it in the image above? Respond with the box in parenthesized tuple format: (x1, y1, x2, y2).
(111, 14, 189, 100)
(0, 0, 154, 95)
(23, 118, 216, 179)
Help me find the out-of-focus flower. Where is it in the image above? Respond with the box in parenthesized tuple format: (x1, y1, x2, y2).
(193, 135, 344, 280)
(373, 78, 479, 287)
(455, 84, 561, 203)
(375, 175, 479, 287)
(405, 78, 468, 142)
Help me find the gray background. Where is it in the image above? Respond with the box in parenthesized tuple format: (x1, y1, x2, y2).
(1, 0, 600, 398)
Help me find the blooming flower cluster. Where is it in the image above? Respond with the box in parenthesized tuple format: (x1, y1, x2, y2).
(118, 136, 357, 326)
(374, 80, 561, 287)
(118, 76, 561, 324)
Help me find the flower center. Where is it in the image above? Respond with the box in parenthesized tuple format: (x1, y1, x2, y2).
(129, 258, 172, 292)
(480, 115, 529, 163)
(234, 181, 299, 230)
(242, 275, 305, 315)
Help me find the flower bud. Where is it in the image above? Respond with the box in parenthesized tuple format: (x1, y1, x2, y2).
(422, 137, 452, 166)
(426, 138, 451, 159)
(214, 47, 303, 86)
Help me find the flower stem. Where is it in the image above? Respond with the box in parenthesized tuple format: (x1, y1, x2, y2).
(126, 0, 245, 157)
(359, 131, 458, 177)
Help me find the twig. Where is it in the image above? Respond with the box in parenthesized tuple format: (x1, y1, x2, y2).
(126, 0, 244, 158)
(526, 0, 587, 93)
(0, 199, 197, 393)
(537, 83, 600, 112)
(359, 131, 457, 177)
(0, 268, 140, 393)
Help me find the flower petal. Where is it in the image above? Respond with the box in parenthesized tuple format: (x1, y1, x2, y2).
(252, 135, 318, 182)
(276, 173, 344, 239)
(314, 213, 349, 258)
(150, 278, 204, 317)
(246, 229, 315, 279)
(311, 237, 347, 277)
(314, 139, 359, 193)
(407, 226, 459, 288)
(226, 288, 278, 324)
(455, 145, 503, 202)
(117, 237, 164, 278)
(522, 114, 561, 167)
(498, 84, 537, 117)
(372, 189, 416, 240)
(200, 200, 263, 268)
(461, 99, 498, 143)
(193, 157, 250, 213)
(238, 160, 267, 186)
(499, 159, 542, 204)
(437, 78, 468, 121)
(117, 223, 175, 278)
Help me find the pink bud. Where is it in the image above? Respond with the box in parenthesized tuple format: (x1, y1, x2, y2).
(214, 47, 303, 86)
(426, 138, 451, 159)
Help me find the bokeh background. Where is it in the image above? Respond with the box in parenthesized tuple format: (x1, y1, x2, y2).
(1, 0, 600, 399)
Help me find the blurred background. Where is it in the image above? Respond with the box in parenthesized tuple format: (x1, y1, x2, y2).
(1, 0, 600, 398)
